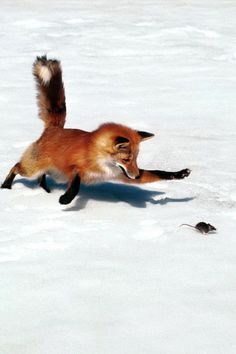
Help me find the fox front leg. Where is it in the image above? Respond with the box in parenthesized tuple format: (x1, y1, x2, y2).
(59, 174, 81, 205)
(120, 168, 191, 184)
(141, 168, 191, 181)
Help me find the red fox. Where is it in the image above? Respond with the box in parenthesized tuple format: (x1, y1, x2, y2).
(1, 56, 191, 205)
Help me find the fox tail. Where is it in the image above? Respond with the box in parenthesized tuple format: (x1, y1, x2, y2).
(33, 55, 66, 128)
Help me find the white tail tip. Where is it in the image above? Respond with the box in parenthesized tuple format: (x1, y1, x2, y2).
(39, 66, 52, 84)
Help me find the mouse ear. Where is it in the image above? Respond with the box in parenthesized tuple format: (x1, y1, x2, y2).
(137, 130, 155, 141)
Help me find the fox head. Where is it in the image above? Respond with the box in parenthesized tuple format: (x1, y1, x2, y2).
(94, 123, 154, 180)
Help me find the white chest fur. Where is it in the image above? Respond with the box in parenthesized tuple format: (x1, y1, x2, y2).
(84, 159, 121, 183)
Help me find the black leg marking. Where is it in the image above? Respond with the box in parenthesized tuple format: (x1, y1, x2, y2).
(59, 174, 80, 205)
(38, 174, 51, 193)
(172, 169, 191, 179)
(1, 163, 21, 189)
(151, 168, 191, 180)
(1, 172, 16, 189)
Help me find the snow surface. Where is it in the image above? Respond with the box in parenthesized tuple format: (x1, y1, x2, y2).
(0, 1, 236, 353)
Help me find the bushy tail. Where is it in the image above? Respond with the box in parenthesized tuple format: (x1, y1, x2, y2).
(33, 55, 66, 128)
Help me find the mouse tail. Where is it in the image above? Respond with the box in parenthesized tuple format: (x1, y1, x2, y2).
(179, 224, 195, 229)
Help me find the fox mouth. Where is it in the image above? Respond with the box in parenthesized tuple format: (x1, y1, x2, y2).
(116, 163, 138, 180)
(118, 164, 132, 179)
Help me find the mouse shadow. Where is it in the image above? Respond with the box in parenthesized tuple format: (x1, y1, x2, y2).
(15, 178, 195, 211)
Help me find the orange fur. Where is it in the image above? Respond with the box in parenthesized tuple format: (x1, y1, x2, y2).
(17, 123, 142, 184)
(1, 56, 191, 204)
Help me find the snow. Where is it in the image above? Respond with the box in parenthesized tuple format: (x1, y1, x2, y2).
(0, 0, 236, 353)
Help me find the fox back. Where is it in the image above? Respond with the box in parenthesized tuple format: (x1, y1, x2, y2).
(32, 123, 151, 183)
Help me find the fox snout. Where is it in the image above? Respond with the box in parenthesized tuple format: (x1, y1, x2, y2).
(116, 162, 140, 180)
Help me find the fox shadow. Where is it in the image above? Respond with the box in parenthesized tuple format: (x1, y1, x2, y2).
(15, 178, 194, 211)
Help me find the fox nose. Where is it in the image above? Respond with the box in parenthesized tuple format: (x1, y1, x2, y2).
(126, 171, 140, 180)
(127, 167, 140, 180)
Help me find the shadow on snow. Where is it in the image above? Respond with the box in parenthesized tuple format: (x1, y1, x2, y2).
(14, 178, 194, 210)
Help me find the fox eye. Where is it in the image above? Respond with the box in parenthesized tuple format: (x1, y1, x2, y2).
(122, 158, 130, 163)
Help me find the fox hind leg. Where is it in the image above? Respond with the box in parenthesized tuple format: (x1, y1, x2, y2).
(1, 142, 48, 191)
(1, 163, 22, 189)
(38, 174, 51, 193)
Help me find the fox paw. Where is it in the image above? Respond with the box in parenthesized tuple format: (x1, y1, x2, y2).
(59, 193, 75, 205)
(173, 168, 191, 179)
(59, 195, 70, 205)
(1, 182, 12, 189)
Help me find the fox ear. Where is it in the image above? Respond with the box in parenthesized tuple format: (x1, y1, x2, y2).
(114, 136, 130, 150)
(137, 131, 155, 141)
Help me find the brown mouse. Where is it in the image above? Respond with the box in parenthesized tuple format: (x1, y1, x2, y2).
(180, 222, 216, 234)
